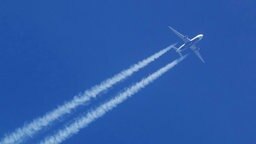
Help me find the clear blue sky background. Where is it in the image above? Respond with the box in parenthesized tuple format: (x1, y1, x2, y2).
(0, 0, 255, 144)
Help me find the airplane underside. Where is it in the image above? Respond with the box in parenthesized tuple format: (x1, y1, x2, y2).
(168, 26, 205, 63)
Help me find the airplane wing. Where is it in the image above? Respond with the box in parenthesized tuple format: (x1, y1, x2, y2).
(168, 26, 190, 43)
(191, 45, 205, 63)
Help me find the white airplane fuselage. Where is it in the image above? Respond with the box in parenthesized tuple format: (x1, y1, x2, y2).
(177, 34, 204, 52)
(168, 26, 205, 63)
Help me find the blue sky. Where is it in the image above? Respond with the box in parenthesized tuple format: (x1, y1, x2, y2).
(0, 0, 255, 143)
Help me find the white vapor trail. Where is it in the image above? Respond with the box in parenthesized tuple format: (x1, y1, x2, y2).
(0, 45, 173, 144)
(40, 56, 186, 144)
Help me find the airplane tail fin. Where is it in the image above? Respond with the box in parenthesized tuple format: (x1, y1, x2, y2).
(172, 44, 183, 57)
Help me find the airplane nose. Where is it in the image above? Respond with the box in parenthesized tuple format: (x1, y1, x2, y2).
(200, 34, 204, 39)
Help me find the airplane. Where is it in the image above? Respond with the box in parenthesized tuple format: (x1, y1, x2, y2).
(169, 26, 205, 63)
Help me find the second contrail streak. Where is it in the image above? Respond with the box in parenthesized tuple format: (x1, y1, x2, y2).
(41, 56, 186, 144)
(0, 45, 173, 144)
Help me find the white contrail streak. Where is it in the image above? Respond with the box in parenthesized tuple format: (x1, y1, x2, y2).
(40, 56, 186, 144)
(0, 45, 173, 144)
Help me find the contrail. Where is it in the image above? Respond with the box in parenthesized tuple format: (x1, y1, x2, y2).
(40, 56, 186, 144)
(0, 45, 173, 144)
